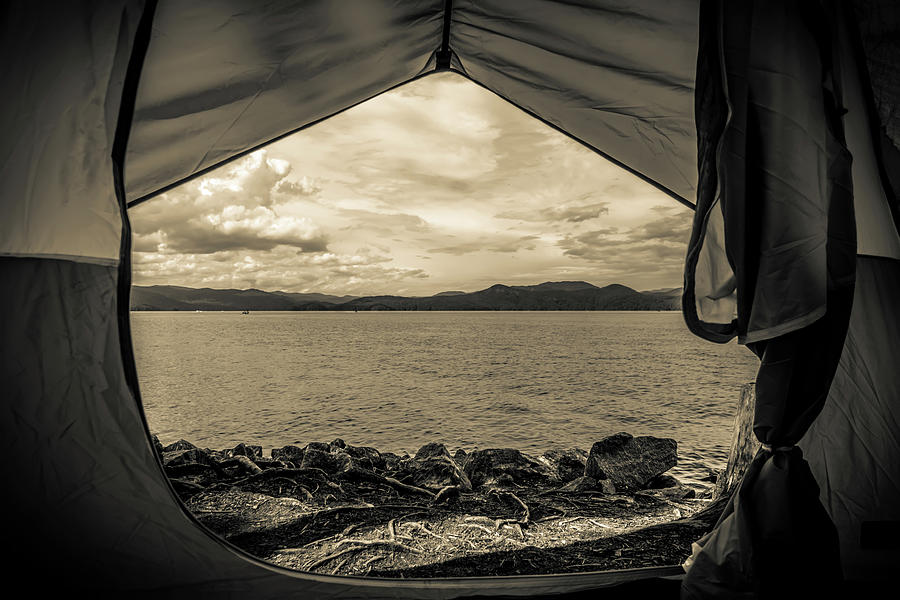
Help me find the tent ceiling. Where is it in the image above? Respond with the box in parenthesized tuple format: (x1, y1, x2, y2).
(125, 0, 700, 206)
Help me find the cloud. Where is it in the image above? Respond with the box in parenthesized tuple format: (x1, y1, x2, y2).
(497, 200, 610, 223)
(131, 72, 691, 295)
(557, 205, 692, 285)
(133, 150, 327, 255)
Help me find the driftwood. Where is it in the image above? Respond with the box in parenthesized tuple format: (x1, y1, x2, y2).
(715, 382, 762, 499)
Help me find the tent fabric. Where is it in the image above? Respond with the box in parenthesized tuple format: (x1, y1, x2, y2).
(800, 255, 900, 580)
(0, 1, 143, 265)
(449, 0, 700, 204)
(125, 0, 446, 205)
(124, 0, 702, 207)
(2, 0, 900, 596)
(683, 0, 857, 346)
(682, 1, 857, 597)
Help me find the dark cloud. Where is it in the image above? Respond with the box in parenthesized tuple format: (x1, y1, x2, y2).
(557, 205, 691, 286)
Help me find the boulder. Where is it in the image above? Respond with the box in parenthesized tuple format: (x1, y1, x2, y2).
(646, 474, 680, 489)
(557, 476, 616, 494)
(381, 452, 407, 473)
(271, 445, 305, 466)
(344, 444, 385, 471)
(162, 439, 197, 452)
(644, 474, 695, 499)
(539, 448, 588, 483)
(163, 447, 218, 469)
(463, 448, 555, 489)
(400, 443, 472, 491)
(415, 442, 450, 460)
(453, 448, 468, 463)
(300, 447, 350, 475)
(584, 432, 677, 492)
(558, 476, 596, 493)
(229, 443, 262, 459)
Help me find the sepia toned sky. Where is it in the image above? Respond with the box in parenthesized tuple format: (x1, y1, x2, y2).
(131, 72, 693, 296)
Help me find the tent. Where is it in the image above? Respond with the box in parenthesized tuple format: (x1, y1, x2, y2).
(1, 0, 897, 597)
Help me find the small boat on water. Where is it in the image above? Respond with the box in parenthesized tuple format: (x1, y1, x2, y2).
(241, 310, 250, 315)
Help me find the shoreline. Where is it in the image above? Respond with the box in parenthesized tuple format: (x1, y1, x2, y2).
(157, 432, 723, 577)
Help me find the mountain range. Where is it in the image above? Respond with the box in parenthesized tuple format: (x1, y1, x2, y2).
(131, 281, 682, 311)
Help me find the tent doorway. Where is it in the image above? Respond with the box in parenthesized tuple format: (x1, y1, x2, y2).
(128, 72, 759, 578)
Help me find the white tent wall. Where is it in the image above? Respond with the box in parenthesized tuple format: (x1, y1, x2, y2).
(0, 2, 139, 264)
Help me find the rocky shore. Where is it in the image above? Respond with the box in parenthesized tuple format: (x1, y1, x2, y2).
(155, 432, 725, 577)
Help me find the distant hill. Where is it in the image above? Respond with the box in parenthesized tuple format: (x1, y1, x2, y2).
(131, 281, 682, 311)
(131, 285, 356, 311)
(641, 287, 683, 309)
(335, 281, 679, 312)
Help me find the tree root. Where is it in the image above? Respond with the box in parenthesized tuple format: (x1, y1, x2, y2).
(305, 539, 422, 572)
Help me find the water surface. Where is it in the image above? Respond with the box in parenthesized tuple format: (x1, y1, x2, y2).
(132, 311, 758, 486)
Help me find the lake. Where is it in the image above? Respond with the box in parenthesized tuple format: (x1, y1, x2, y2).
(131, 311, 759, 487)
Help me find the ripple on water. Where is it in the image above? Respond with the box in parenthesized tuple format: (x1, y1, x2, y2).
(133, 311, 758, 482)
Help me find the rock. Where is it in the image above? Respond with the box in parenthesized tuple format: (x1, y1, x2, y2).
(558, 476, 596, 493)
(230, 443, 262, 459)
(715, 383, 761, 499)
(493, 473, 515, 487)
(162, 439, 197, 452)
(271, 445, 305, 466)
(400, 443, 472, 491)
(381, 452, 407, 472)
(330, 438, 347, 450)
(699, 469, 720, 484)
(300, 447, 350, 475)
(415, 442, 450, 460)
(644, 474, 696, 500)
(304, 441, 330, 454)
(557, 476, 616, 494)
(657, 485, 696, 500)
(163, 447, 218, 469)
(584, 432, 677, 492)
(463, 448, 555, 489)
(453, 448, 468, 463)
(344, 444, 385, 471)
(219, 455, 263, 478)
(646, 474, 680, 489)
(540, 448, 588, 483)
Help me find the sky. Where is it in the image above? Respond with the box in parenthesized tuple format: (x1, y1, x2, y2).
(131, 72, 693, 296)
